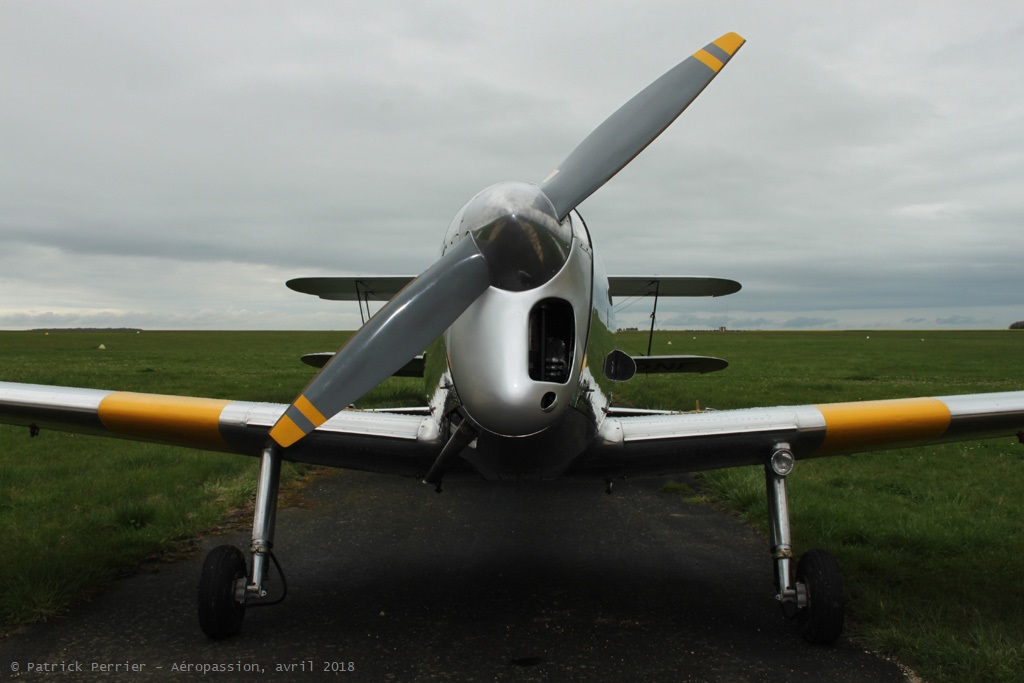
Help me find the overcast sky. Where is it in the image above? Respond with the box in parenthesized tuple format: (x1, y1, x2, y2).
(2, 1, 1022, 331)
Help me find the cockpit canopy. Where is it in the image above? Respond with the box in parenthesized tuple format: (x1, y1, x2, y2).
(443, 182, 572, 292)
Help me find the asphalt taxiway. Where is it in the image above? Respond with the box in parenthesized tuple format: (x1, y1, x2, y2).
(1, 470, 910, 681)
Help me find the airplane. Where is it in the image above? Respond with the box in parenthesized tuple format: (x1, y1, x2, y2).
(3, 31, 1024, 647)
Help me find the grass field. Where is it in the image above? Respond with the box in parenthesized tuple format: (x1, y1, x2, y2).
(0, 330, 422, 630)
(2, 329, 1023, 681)
(613, 329, 1024, 683)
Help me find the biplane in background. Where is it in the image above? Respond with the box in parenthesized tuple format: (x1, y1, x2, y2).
(3, 32, 1023, 645)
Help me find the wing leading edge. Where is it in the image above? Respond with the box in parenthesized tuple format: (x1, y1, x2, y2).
(608, 276, 741, 298)
(0, 381, 443, 476)
(569, 391, 1024, 478)
(286, 277, 415, 302)
(3, 381, 1023, 481)
(288, 277, 741, 301)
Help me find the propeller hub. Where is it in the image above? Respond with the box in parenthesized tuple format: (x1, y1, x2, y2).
(445, 182, 571, 292)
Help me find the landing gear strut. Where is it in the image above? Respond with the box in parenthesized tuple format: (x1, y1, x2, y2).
(765, 444, 844, 645)
(198, 445, 286, 639)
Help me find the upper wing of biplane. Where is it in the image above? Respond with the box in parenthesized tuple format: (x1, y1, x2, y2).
(608, 276, 742, 358)
(287, 277, 414, 302)
(287, 274, 742, 301)
(286, 276, 418, 327)
(3, 380, 1023, 480)
(608, 276, 741, 298)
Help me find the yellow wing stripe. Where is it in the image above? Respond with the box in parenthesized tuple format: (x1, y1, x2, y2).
(713, 32, 745, 56)
(295, 394, 328, 427)
(816, 397, 952, 456)
(97, 392, 229, 450)
(693, 49, 724, 73)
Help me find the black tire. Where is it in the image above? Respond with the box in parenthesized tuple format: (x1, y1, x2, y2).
(795, 549, 844, 645)
(198, 545, 248, 639)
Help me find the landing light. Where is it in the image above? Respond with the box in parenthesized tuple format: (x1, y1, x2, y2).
(770, 448, 795, 477)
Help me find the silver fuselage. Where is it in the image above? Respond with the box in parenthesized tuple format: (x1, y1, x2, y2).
(429, 181, 617, 480)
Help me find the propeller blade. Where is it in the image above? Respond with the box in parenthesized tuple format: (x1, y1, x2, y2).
(269, 237, 490, 448)
(540, 32, 745, 220)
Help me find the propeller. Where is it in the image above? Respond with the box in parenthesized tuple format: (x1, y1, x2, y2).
(269, 237, 491, 448)
(268, 31, 745, 449)
(541, 32, 745, 220)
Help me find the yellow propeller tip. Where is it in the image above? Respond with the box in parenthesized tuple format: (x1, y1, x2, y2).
(269, 415, 306, 448)
(714, 32, 746, 56)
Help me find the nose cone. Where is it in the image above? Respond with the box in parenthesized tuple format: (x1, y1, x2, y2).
(452, 182, 572, 292)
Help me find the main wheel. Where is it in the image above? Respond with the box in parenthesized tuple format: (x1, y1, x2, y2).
(198, 545, 248, 639)
(795, 549, 844, 645)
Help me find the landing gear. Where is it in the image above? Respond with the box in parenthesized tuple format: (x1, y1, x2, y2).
(795, 548, 844, 644)
(198, 545, 247, 639)
(423, 419, 477, 493)
(765, 445, 844, 645)
(198, 445, 286, 639)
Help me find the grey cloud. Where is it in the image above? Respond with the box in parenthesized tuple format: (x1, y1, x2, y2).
(783, 316, 839, 329)
(935, 315, 996, 327)
(3, 1, 1024, 330)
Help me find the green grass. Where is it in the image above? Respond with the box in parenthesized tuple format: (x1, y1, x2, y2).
(0, 330, 424, 629)
(612, 329, 1024, 409)
(2, 329, 1024, 682)
(618, 330, 1024, 683)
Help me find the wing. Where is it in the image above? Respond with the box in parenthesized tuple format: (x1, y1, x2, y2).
(0, 381, 445, 477)
(8, 380, 1023, 480)
(608, 276, 741, 298)
(633, 355, 728, 374)
(301, 352, 426, 377)
(287, 276, 415, 301)
(568, 391, 1024, 478)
